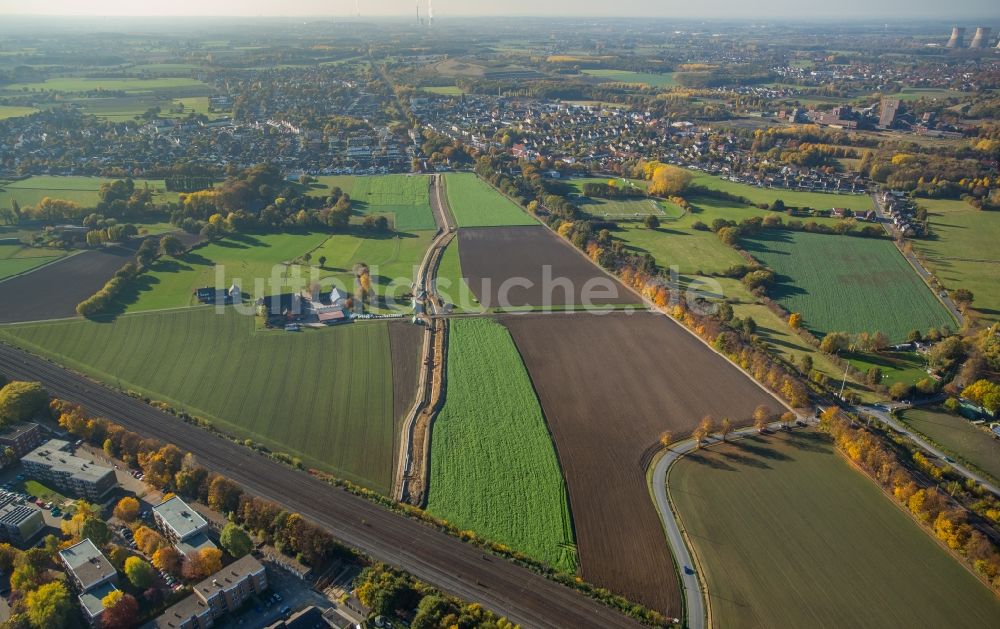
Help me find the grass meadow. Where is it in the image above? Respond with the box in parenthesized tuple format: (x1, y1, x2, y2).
(743, 230, 955, 341)
(433, 238, 480, 313)
(427, 318, 575, 571)
(690, 171, 874, 212)
(670, 430, 1000, 628)
(0, 175, 178, 208)
(564, 178, 685, 219)
(911, 198, 1000, 325)
(1, 309, 399, 492)
(444, 173, 537, 227)
(1, 76, 209, 93)
(0, 244, 68, 281)
(0, 105, 38, 119)
(581, 69, 677, 88)
(897, 407, 1000, 485)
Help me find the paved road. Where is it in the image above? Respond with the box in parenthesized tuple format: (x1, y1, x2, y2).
(651, 419, 814, 629)
(855, 404, 1000, 496)
(869, 193, 963, 326)
(0, 342, 640, 629)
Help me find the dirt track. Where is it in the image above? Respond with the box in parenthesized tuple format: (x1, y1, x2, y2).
(456, 226, 637, 308)
(0, 341, 640, 629)
(502, 311, 777, 616)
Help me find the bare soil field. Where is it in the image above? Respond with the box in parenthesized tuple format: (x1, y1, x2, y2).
(388, 320, 424, 427)
(502, 311, 778, 616)
(0, 244, 139, 323)
(456, 226, 639, 309)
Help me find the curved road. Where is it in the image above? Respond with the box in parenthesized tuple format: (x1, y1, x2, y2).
(651, 420, 812, 629)
(0, 342, 640, 629)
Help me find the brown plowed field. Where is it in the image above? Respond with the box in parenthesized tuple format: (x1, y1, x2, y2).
(456, 226, 639, 308)
(501, 311, 779, 616)
(388, 319, 424, 427)
(0, 243, 139, 323)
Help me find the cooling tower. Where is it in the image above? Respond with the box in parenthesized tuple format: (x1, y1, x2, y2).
(946, 26, 965, 48)
(969, 27, 991, 48)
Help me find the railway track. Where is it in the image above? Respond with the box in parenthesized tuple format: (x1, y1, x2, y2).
(0, 341, 640, 629)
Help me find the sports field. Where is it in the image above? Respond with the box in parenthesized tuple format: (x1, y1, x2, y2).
(0, 175, 177, 208)
(427, 319, 575, 571)
(0, 105, 38, 119)
(581, 69, 677, 88)
(1, 308, 407, 493)
(1, 76, 209, 93)
(670, 430, 1000, 628)
(305, 175, 436, 231)
(444, 173, 537, 227)
(690, 171, 873, 212)
(897, 407, 1000, 485)
(743, 230, 955, 341)
(911, 198, 1000, 324)
(565, 178, 685, 219)
(0, 244, 67, 281)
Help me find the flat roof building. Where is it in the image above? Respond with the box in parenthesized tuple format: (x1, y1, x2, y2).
(21, 439, 116, 501)
(59, 538, 119, 627)
(0, 422, 43, 460)
(0, 493, 44, 546)
(153, 496, 217, 558)
(150, 555, 268, 629)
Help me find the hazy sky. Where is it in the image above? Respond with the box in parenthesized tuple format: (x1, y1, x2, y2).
(1, 0, 997, 20)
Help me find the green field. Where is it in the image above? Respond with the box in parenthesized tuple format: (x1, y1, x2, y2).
(0, 175, 178, 208)
(699, 276, 876, 403)
(433, 237, 479, 313)
(845, 351, 927, 388)
(743, 230, 955, 341)
(0, 244, 68, 281)
(305, 175, 436, 231)
(897, 407, 1000, 485)
(690, 171, 874, 213)
(444, 173, 537, 227)
(911, 198, 1000, 325)
(565, 178, 684, 219)
(670, 430, 1000, 628)
(22, 480, 68, 505)
(0, 105, 38, 119)
(2, 309, 399, 492)
(422, 85, 465, 96)
(2, 76, 208, 93)
(613, 221, 746, 275)
(427, 319, 574, 570)
(581, 69, 677, 88)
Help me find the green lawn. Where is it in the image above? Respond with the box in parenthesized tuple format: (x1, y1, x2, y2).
(427, 319, 574, 571)
(422, 85, 465, 96)
(0, 244, 67, 281)
(22, 480, 68, 505)
(3, 309, 399, 493)
(670, 430, 1000, 628)
(581, 69, 677, 88)
(304, 175, 436, 231)
(0, 175, 178, 208)
(911, 198, 1000, 325)
(2, 76, 208, 93)
(743, 230, 955, 342)
(0, 105, 38, 119)
(690, 171, 874, 212)
(897, 407, 1000, 485)
(614, 223, 746, 275)
(443, 173, 537, 228)
(845, 351, 927, 387)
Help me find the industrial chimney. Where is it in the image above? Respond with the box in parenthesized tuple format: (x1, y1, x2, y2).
(969, 27, 991, 48)
(946, 26, 966, 48)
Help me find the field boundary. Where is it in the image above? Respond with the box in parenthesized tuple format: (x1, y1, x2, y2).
(0, 249, 81, 285)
